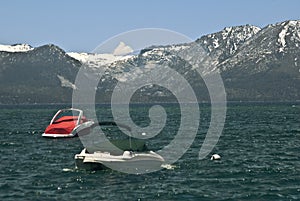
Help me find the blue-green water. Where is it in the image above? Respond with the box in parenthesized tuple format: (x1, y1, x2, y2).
(0, 103, 299, 200)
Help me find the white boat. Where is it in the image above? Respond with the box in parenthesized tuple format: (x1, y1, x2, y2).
(74, 121, 165, 173)
(75, 148, 165, 173)
(42, 108, 93, 138)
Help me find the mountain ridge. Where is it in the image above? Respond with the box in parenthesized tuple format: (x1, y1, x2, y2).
(0, 19, 299, 104)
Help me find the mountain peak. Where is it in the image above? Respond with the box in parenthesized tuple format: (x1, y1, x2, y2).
(196, 24, 261, 63)
(275, 19, 300, 26)
(38, 44, 65, 51)
(261, 19, 300, 52)
(34, 44, 67, 56)
(222, 24, 261, 32)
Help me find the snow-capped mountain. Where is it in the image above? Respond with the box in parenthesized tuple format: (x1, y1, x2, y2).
(0, 19, 300, 104)
(102, 20, 300, 101)
(196, 24, 261, 64)
(220, 20, 300, 72)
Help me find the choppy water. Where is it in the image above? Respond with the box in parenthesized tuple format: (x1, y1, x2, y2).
(0, 103, 299, 200)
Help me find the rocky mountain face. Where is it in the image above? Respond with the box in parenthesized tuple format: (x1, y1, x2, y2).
(219, 20, 300, 101)
(0, 20, 299, 104)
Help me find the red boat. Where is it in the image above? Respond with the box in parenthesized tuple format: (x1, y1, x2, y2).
(42, 108, 91, 138)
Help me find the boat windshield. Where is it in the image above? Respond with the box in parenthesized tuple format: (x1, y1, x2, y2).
(53, 110, 81, 122)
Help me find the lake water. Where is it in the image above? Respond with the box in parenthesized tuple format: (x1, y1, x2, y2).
(0, 103, 299, 200)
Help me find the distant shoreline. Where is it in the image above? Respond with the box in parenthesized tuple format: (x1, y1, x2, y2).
(0, 100, 299, 108)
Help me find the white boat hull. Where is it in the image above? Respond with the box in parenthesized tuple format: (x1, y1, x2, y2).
(42, 132, 77, 138)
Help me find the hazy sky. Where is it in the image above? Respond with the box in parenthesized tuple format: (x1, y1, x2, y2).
(0, 0, 299, 52)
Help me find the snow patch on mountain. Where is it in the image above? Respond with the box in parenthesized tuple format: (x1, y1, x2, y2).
(57, 75, 77, 89)
(0, 44, 33, 52)
(274, 20, 300, 52)
(67, 52, 133, 67)
(66, 52, 89, 63)
(86, 54, 133, 68)
(278, 23, 289, 52)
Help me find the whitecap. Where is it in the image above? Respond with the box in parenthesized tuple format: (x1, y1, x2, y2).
(62, 168, 74, 172)
(161, 164, 176, 170)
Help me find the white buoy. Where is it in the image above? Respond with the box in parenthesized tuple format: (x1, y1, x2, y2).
(211, 154, 221, 160)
